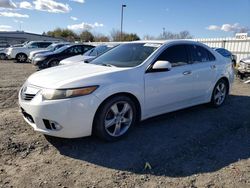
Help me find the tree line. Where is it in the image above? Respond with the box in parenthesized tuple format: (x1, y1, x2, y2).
(44, 28, 193, 42)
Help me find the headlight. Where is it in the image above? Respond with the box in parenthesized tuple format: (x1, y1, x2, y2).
(42, 86, 98, 100)
(34, 56, 46, 61)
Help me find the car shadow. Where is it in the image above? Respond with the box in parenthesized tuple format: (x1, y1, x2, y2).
(46, 95, 250, 177)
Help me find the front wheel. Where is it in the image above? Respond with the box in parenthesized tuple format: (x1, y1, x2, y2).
(210, 79, 228, 107)
(93, 96, 137, 141)
(49, 60, 59, 67)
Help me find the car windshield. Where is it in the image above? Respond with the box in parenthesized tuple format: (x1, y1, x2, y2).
(46, 44, 56, 50)
(54, 45, 71, 53)
(84, 45, 114, 56)
(90, 43, 161, 67)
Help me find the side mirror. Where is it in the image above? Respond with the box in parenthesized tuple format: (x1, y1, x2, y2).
(149, 60, 172, 72)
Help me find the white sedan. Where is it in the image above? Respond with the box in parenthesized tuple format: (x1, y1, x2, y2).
(19, 40, 234, 141)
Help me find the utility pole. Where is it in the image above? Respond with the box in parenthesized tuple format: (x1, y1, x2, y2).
(120, 4, 126, 41)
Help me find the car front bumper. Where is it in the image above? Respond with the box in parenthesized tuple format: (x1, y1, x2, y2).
(18, 88, 101, 138)
(237, 63, 250, 74)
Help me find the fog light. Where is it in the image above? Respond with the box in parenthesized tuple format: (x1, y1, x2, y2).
(50, 121, 62, 130)
(43, 119, 62, 130)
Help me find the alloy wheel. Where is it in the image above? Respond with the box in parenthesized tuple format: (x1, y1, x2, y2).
(214, 82, 227, 106)
(104, 101, 133, 137)
(17, 54, 26, 62)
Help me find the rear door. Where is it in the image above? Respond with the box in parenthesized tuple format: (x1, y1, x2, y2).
(188, 45, 217, 99)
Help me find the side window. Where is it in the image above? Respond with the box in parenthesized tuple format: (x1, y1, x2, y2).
(66, 46, 83, 54)
(37, 42, 51, 48)
(190, 45, 215, 63)
(29, 42, 38, 48)
(157, 45, 189, 67)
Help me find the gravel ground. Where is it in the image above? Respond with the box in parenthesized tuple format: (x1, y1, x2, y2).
(0, 60, 250, 188)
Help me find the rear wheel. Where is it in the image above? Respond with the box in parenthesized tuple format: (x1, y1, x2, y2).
(16, 53, 27, 63)
(93, 95, 137, 141)
(210, 79, 228, 107)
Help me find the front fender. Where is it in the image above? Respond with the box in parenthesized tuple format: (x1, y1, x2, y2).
(93, 82, 145, 119)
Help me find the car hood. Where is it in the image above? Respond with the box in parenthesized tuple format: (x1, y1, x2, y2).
(241, 57, 250, 64)
(37, 51, 56, 57)
(27, 63, 121, 89)
(30, 49, 48, 55)
(60, 55, 95, 65)
(9, 47, 25, 51)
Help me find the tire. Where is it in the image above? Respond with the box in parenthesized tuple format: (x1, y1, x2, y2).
(49, 60, 59, 67)
(93, 95, 137, 141)
(210, 79, 228, 107)
(0, 53, 6, 60)
(16, 53, 27, 63)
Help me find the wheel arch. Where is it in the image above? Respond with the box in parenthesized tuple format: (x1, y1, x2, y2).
(15, 52, 27, 59)
(48, 58, 60, 67)
(92, 92, 142, 132)
(217, 76, 230, 94)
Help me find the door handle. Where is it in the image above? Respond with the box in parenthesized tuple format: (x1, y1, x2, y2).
(183, 71, 192, 75)
(210, 65, 216, 69)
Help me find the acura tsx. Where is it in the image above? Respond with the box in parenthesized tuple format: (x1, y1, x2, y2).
(19, 40, 234, 141)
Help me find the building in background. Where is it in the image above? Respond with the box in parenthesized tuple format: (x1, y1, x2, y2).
(0, 31, 63, 46)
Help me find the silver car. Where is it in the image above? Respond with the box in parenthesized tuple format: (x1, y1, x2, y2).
(237, 56, 250, 79)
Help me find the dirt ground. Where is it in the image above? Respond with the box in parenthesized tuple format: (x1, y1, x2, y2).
(0, 60, 249, 188)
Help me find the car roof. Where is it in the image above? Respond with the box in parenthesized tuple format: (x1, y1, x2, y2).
(129, 39, 207, 46)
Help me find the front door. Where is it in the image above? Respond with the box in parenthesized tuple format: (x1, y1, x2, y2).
(144, 44, 195, 117)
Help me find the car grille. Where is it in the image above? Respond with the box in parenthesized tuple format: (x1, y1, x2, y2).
(21, 91, 36, 101)
(21, 85, 40, 101)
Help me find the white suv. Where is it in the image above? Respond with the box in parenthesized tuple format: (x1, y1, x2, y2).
(6, 41, 53, 63)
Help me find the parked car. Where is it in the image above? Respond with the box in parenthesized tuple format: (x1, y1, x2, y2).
(237, 56, 250, 79)
(0, 42, 10, 60)
(32, 44, 94, 69)
(19, 40, 234, 141)
(212, 48, 237, 67)
(11, 41, 30, 48)
(0, 48, 7, 60)
(59, 44, 117, 65)
(6, 41, 54, 63)
(28, 43, 69, 62)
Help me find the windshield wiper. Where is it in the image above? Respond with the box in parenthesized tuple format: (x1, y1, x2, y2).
(101, 63, 116, 67)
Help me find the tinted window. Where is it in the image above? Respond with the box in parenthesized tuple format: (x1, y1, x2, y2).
(189, 45, 215, 63)
(29, 42, 39, 48)
(37, 42, 52, 48)
(157, 45, 189, 67)
(65, 46, 83, 54)
(215, 48, 231, 58)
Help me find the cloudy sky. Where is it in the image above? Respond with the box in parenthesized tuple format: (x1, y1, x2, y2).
(0, 0, 249, 38)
